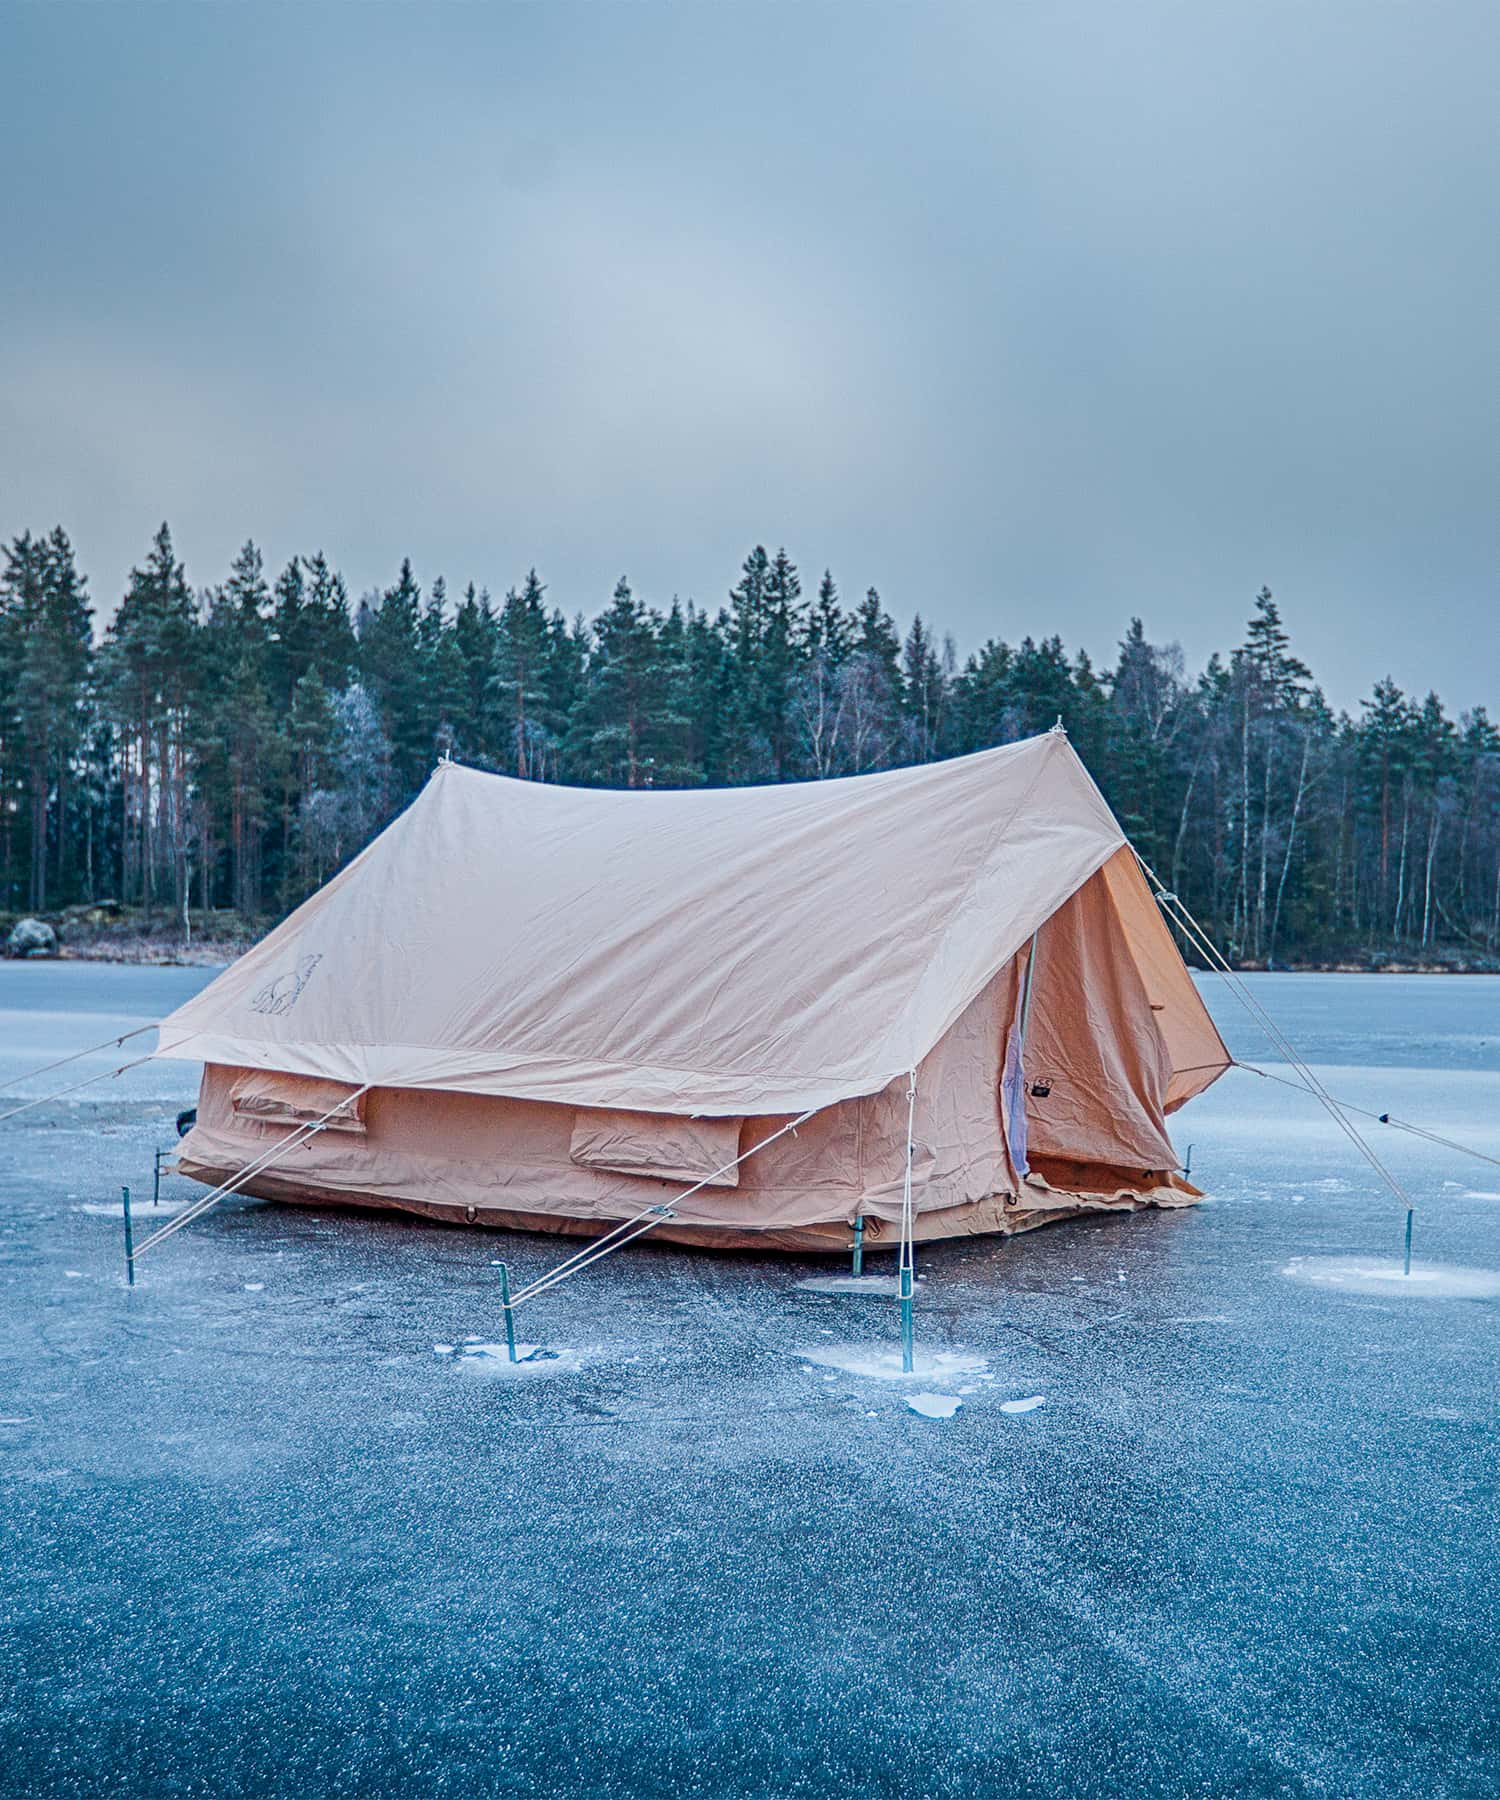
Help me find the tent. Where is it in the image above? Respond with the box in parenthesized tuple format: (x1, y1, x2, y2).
(159, 728, 1230, 1252)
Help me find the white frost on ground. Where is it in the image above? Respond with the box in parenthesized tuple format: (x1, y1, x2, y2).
(796, 1274, 905, 1296)
(796, 1343, 989, 1381)
(907, 1393, 963, 1419)
(998, 1395, 1046, 1414)
(1282, 1256, 1500, 1299)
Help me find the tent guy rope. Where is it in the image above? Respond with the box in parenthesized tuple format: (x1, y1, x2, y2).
(0, 1028, 200, 1126)
(0, 1054, 159, 1126)
(2, 1021, 161, 1090)
(128, 1085, 372, 1266)
(1137, 853, 1421, 1263)
(1234, 1060, 1500, 1173)
(500, 1107, 820, 1334)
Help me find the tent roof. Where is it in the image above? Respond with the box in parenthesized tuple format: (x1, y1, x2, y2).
(156, 730, 1222, 1115)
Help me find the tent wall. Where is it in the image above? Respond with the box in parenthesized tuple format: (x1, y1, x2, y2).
(176, 959, 1022, 1239)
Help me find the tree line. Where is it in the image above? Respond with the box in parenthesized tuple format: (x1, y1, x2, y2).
(2, 521, 1497, 966)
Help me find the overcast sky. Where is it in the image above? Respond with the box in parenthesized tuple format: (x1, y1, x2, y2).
(2, 2, 1495, 713)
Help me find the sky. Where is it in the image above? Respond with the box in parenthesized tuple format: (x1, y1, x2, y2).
(1, 1, 1495, 715)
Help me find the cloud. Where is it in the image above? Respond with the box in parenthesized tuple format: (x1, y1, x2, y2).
(0, 0, 1494, 707)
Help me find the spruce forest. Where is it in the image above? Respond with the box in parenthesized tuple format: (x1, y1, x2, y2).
(2, 521, 1496, 967)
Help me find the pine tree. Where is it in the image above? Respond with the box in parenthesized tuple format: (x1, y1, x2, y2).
(492, 570, 552, 777)
(358, 558, 429, 801)
(419, 577, 466, 763)
(900, 614, 945, 765)
(757, 547, 804, 776)
(287, 667, 340, 891)
(1107, 620, 1188, 867)
(1358, 677, 1416, 942)
(793, 572, 851, 778)
(719, 546, 774, 780)
(837, 589, 903, 772)
(100, 523, 198, 914)
(452, 582, 498, 762)
(570, 578, 692, 787)
(805, 570, 851, 665)
(265, 554, 355, 714)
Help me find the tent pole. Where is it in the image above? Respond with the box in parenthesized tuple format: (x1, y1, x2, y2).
(1017, 930, 1040, 1050)
(1403, 1208, 1414, 1277)
(899, 1264, 914, 1372)
(898, 1072, 917, 1374)
(121, 1186, 135, 1288)
(498, 1263, 518, 1361)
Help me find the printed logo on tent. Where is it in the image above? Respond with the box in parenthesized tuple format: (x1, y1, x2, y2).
(249, 953, 322, 1017)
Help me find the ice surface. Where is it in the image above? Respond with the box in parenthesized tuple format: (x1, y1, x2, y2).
(0, 964, 216, 1107)
(1282, 1256, 1500, 1299)
(796, 1343, 989, 1381)
(907, 1392, 963, 1418)
(998, 1396, 1046, 1414)
(5, 966, 1500, 1798)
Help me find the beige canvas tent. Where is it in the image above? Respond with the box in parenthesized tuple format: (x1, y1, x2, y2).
(159, 728, 1229, 1252)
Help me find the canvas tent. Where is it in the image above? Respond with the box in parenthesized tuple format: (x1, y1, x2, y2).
(159, 729, 1230, 1251)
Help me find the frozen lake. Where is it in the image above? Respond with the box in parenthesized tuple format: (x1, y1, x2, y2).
(1, 965, 1497, 1796)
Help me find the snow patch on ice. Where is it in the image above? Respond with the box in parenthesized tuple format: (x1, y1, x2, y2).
(1283, 1257, 1500, 1299)
(453, 1341, 587, 1377)
(907, 1393, 963, 1419)
(796, 1343, 988, 1382)
(80, 1198, 197, 1218)
(1462, 1191, 1500, 1201)
(797, 1275, 903, 1296)
(999, 1395, 1046, 1414)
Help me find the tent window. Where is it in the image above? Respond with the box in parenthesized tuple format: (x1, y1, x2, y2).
(569, 1109, 743, 1188)
(230, 1070, 368, 1135)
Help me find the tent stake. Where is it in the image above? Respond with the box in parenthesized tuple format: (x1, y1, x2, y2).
(498, 1262, 517, 1362)
(851, 1215, 864, 1276)
(1403, 1208, 1414, 1277)
(153, 1146, 163, 1208)
(122, 1185, 135, 1287)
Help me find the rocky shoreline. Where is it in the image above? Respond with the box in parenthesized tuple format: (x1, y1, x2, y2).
(5, 903, 1499, 976)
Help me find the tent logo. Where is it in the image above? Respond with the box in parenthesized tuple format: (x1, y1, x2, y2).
(249, 953, 322, 1018)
